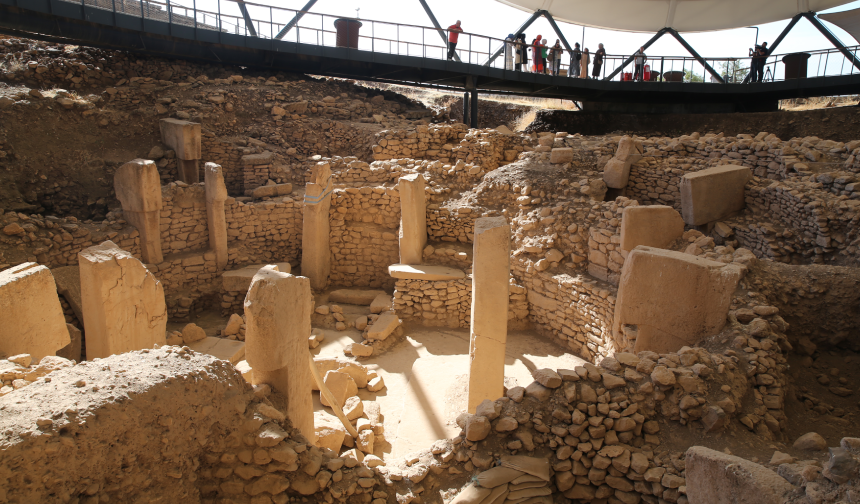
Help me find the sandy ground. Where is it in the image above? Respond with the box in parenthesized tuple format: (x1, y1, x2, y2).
(311, 323, 586, 461)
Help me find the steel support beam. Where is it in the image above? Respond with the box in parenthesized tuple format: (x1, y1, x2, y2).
(237, 1, 257, 37)
(418, 0, 460, 62)
(470, 88, 478, 128)
(743, 14, 802, 84)
(804, 12, 860, 71)
(274, 0, 318, 40)
(462, 92, 470, 126)
(604, 28, 669, 81)
(483, 9, 542, 66)
(668, 28, 725, 83)
(543, 11, 574, 53)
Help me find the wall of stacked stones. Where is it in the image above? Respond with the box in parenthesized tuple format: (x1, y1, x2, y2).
(328, 187, 400, 290)
(224, 198, 302, 265)
(393, 276, 529, 329)
(202, 135, 244, 193)
(160, 183, 210, 255)
(372, 124, 528, 170)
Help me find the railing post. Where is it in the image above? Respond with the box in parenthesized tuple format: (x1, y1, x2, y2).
(193, 0, 197, 31)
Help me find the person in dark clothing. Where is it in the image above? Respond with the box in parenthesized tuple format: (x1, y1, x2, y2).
(570, 42, 581, 77)
(592, 43, 605, 79)
(752, 42, 768, 82)
(633, 46, 647, 81)
(516, 33, 527, 71)
(447, 20, 463, 60)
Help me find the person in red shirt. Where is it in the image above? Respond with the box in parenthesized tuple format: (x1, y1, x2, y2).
(447, 20, 463, 60)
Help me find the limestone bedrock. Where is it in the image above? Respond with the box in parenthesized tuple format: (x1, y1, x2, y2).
(612, 246, 742, 354)
(78, 241, 167, 360)
(113, 159, 163, 265)
(680, 164, 752, 226)
(685, 446, 794, 504)
(468, 217, 511, 413)
(244, 265, 314, 441)
(0, 263, 71, 361)
(619, 205, 685, 252)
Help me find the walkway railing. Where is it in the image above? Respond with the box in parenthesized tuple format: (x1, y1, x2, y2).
(44, 0, 860, 84)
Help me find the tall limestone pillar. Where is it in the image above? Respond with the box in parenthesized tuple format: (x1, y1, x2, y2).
(159, 118, 202, 184)
(244, 265, 314, 440)
(78, 241, 167, 359)
(398, 173, 427, 265)
(114, 159, 163, 265)
(467, 217, 511, 413)
(204, 162, 229, 270)
(301, 162, 332, 291)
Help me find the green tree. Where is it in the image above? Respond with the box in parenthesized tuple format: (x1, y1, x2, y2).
(683, 69, 703, 83)
(716, 60, 750, 83)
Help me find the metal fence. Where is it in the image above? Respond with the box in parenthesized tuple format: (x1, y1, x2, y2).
(53, 0, 860, 83)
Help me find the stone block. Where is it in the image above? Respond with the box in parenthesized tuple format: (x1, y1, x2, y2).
(251, 183, 293, 199)
(0, 263, 70, 361)
(51, 266, 83, 322)
(370, 293, 392, 314)
(620, 205, 685, 252)
(57, 323, 82, 362)
(603, 158, 632, 189)
(222, 263, 291, 292)
(685, 446, 793, 504)
(550, 148, 574, 164)
(615, 136, 643, 163)
(159, 118, 201, 160)
(680, 164, 752, 225)
(366, 313, 401, 341)
(114, 159, 163, 264)
(612, 246, 741, 354)
(398, 174, 427, 265)
(188, 336, 246, 364)
(388, 264, 465, 281)
(79, 241, 167, 359)
(204, 163, 229, 269)
(329, 289, 387, 306)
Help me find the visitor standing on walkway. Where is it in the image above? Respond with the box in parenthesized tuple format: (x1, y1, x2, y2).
(580, 47, 590, 78)
(541, 39, 549, 74)
(516, 34, 527, 71)
(570, 42, 581, 77)
(592, 43, 605, 79)
(447, 20, 463, 60)
(531, 35, 543, 72)
(550, 40, 563, 76)
(633, 46, 647, 81)
(504, 34, 515, 70)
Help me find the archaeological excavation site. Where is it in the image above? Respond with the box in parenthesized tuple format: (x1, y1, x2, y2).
(2, 35, 860, 504)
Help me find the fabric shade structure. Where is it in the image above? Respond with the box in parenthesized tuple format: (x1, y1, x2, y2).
(819, 7, 860, 43)
(493, 0, 853, 33)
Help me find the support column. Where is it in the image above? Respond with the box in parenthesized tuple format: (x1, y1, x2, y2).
(301, 162, 332, 291)
(204, 162, 229, 270)
(398, 174, 427, 265)
(462, 92, 470, 126)
(114, 159, 163, 265)
(244, 265, 314, 440)
(467, 217, 511, 413)
(470, 88, 479, 129)
(160, 118, 202, 184)
(79, 241, 167, 359)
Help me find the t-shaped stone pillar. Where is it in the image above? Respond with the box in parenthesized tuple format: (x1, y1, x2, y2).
(204, 162, 229, 270)
(467, 217, 511, 413)
(301, 162, 332, 291)
(244, 265, 314, 440)
(114, 159, 163, 265)
(159, 118, 202, 184)
(78, 241, 167, 359)
(398, 173, 427, 265)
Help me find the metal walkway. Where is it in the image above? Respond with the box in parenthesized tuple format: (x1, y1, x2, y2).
(2, 0, 860, 114)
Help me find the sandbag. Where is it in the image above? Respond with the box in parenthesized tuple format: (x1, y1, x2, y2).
(506, 487, 552, 501)
(451, 484, 492, 504)
(517, 497, 552, 504)
(508, 481, 546, 491)
(476, 466, 525, 488)
(500, 456, 551, 482)
(481, 484, 509, 504)
(511, 474, 544, 485)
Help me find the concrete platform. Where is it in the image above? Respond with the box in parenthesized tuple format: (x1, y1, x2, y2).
(388, 264, 466, 281)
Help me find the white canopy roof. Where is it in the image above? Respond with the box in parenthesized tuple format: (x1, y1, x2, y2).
(494, 0, 852, 33)
(819, 7, 860, 43)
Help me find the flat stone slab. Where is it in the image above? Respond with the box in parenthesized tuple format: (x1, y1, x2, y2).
(366, 313, 401, 341)
(188, 336, 246, 364)
(329, 289, 387, 306)
(388, 264, 465, 281)
(370, 293, 392, 314)
(222, 263, 291, 292)
(250, 183, 292, 199)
